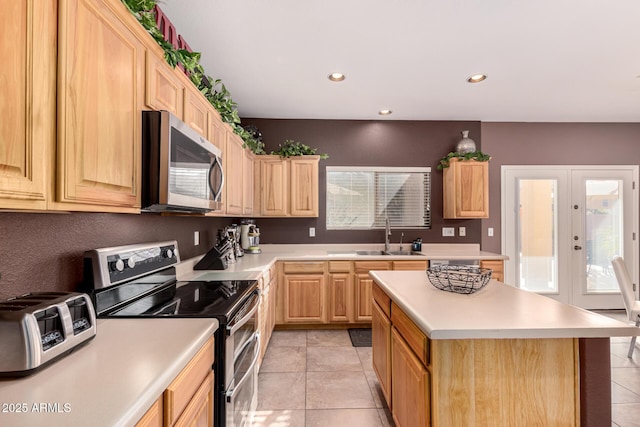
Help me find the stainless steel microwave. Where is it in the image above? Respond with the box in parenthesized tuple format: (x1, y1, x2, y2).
(142, 110, 224, 213)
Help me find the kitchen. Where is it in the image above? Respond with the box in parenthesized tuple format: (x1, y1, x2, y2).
(1, 0, 640, 426)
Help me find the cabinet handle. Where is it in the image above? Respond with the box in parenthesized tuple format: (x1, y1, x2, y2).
(574, 245, 582, 250)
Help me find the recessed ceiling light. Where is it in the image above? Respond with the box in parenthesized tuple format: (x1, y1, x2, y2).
(467, 74, 487, 83)
(328, 73, 345, 82)
(378, 109, 393, 116)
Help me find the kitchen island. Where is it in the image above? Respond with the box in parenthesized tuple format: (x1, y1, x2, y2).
(370, 270, 638, 427)
(0, 318, 217, 427)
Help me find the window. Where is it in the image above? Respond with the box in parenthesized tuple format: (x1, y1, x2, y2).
(326, 166, 431, 229)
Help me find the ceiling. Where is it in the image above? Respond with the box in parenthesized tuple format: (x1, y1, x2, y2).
(158, 0, 640, 122)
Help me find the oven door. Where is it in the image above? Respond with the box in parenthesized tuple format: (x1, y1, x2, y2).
(225, 332, 260, 427)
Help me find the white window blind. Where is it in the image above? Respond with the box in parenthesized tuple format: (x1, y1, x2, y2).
(326, 166, 431, 229)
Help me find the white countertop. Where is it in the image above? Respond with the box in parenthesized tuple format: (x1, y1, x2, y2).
(0, 318, 217, 427)
(370, 270, 638, 340)
(177, 243, 507, 282)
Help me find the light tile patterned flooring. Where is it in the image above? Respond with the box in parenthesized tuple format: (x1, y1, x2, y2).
(252, 329, 393, 427)
(253, 313, 640, 427)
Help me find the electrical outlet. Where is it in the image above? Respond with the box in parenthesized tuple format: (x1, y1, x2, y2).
(442, 227, 455, 237)
(488, 227, 494, 237)
(194, 231, 200, 246)
(459, 227, 466, 237)
(309, 227, 315, 237)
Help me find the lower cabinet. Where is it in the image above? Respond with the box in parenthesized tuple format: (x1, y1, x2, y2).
(276, 260, 427, 326)
(371, 298, 391, 405)
(480, 259, 504, 282)
(258, 264, 277, 368)
(136, 336, 214, 427)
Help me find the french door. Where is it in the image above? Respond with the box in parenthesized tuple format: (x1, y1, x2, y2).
(502, 166, 638, 309)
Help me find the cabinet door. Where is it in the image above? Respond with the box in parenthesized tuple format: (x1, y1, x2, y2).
(259, 156, 288, 216)
(289, 157, 319, 217)
(443, 159, 489, 219)
(391, 328, 430, 427)
(0, 0, 55, 210)
(392, 261, 428, 271)
(243, 149, 254, 216)
(145, 50, 183, 117)
(173, 371, 214, 427)
(480, 260, 504, 282)
(355, 273, 374, 322)
(225, 131, 244, 215)
(205, 116, 226, 215)
(183, 85, 210, 139)
(57, 0, 143, 210)
(328, 273, 353, 323)
(135, 398, 163, 427)
(283, 274, 325, 323)
(372, 300, 392, 407)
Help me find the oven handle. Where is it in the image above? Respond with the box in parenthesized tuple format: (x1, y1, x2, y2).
(225, 332, 260, 402)
(226, 289, 261, 335)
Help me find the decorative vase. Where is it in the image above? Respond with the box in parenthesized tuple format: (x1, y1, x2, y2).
(456, 130, 476, 154)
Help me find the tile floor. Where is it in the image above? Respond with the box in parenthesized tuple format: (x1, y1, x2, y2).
(252, 329, 393, 427)
(252, 313, 640, 427)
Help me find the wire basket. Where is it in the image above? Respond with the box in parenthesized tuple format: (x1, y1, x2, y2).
(426, 265, 492, 294)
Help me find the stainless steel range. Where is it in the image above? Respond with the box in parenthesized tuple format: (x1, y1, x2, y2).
(81, 241, 259, 427)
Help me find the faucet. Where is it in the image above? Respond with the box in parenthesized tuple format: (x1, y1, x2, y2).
(399, 232, 404, 251)
(384, 216, 391, 252)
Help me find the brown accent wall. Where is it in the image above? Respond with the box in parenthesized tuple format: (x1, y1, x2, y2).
(480, 122, 640, 253)
(0, 212, 231, 299)
(243, 118, 483, 246)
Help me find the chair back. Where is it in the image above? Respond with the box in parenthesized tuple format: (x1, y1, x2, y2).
(612, 256, 636, 320)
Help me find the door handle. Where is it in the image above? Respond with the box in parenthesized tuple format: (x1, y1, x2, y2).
(574, 245, 582, 250)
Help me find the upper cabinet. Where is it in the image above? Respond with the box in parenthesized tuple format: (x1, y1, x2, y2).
(442, 158, 489, 219)
(56, 0, 145, 211)
(145, 50, 183, 118)
(255, 155, 319, 217)
(0, 1, 56, 210)
(225, 131, 245, 216)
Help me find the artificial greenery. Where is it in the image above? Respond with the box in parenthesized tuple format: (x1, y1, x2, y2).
(271, 140, 329, 159)
(437, 151, 491, 170)
(121, 0, 266, 153)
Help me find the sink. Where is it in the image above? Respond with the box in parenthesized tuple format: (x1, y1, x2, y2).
(354, 250, 426, 256)
(355, 250, 388, 256)
(385, 251, 426, 256)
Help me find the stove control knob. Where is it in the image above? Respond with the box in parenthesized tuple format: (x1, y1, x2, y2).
(126, 258, 136, 269)
(164, 249, 174, 259)
(111, 259, 125, 272)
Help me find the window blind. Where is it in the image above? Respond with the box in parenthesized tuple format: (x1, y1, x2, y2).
(326, 166, 431, 229)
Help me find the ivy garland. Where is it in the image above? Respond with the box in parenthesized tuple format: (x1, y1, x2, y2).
(437, 151, 491, 170)
(271, 140, 329, 159)
(121, 0, 266, 154)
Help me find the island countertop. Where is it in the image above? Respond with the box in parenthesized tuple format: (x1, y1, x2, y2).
(370, 270, 638, 340)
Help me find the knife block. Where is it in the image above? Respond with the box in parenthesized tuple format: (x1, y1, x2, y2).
(194, 246, 229, 270)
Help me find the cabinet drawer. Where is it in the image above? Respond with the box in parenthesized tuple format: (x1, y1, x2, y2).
(372, 282, 391, 318)
(282, 261, 325, 274)
(164, 337, 214, 425)
(328, 261, 352, 273)
(354, 261, 391, 273)
(174, 371, 213, 427)
(391, 302, 429, 366)
(135, 398, 162, 427)
(480, 260, 504, 282)
(392, 260, 428, 271)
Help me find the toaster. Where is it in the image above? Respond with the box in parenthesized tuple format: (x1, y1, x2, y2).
(0, 291, 97, 377)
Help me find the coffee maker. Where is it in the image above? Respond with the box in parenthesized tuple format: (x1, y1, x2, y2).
(241, 219, 261, 254)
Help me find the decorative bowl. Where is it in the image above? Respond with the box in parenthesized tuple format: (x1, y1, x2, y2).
(426, 265, 492, 294)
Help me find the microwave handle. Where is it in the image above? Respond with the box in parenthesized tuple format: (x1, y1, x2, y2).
(209, 155, 224, 202)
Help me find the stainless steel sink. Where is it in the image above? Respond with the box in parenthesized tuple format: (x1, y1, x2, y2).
(354, 250, 425, 256)
(355, 250, 388, 256)
(385, 250, 425, 256)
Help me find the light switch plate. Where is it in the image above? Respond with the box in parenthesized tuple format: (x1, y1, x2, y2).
(309, 227, 315, 237)
(488, 227, 494, 237)
(459, 227, 466, 237)
(442, 227, 455, 237)
(194, 231, 200, 246)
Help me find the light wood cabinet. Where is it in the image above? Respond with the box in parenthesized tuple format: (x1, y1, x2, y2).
(243, 149, 254, 216)
(135, 398, 163, 427)
(443, 158, 489, 219)
(328, 273, 353, 323)
(254, 155, 319, 217)
(480, 259, 504, 282)
(283, 273, 326, 323)
(145, 50, 184, 117)
(164, 337, 214, 427)
(56, 0, 145, 211)
(391, 327, 430, 427)
(392, 260, 428, 271)
(0, 0, 55, 210)
(183, 86, 210, 139)
(258, 265, 277, 369)
(355, 261, 391, 322)
(372, 295, 392, 407)
(225, 131, 245, 215)
(289, 157, 319, 216)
